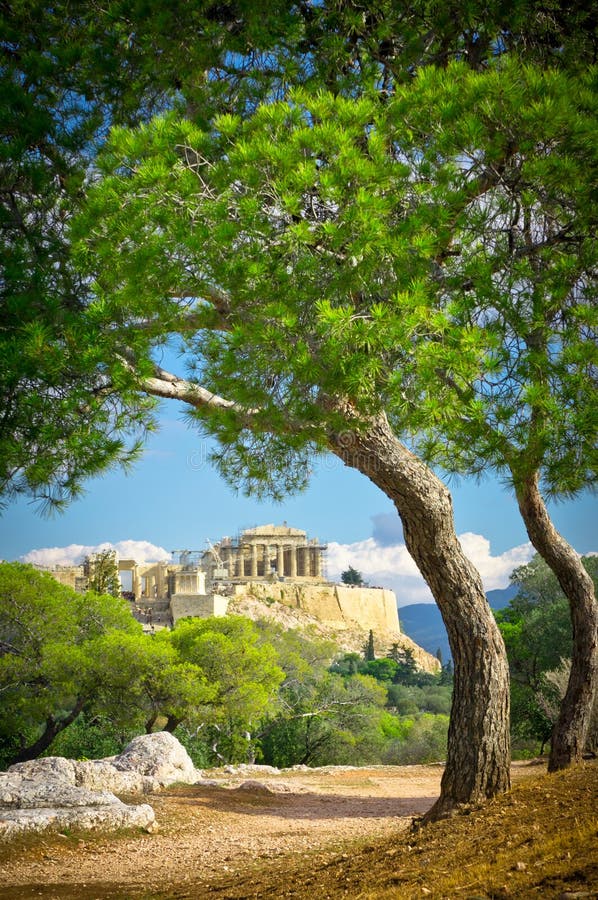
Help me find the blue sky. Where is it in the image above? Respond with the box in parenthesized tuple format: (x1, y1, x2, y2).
(1, 404, 596, 605)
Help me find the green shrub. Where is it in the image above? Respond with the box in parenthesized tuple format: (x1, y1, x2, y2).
(44, 715, 134, 761)
(383, 713, 449, 765)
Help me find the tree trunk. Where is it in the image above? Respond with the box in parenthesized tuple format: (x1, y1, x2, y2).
(145, 714, 158, 733)
(516, 473, 598, 771)
(330, 410, 511, 819)
(10, 697, 86, 765)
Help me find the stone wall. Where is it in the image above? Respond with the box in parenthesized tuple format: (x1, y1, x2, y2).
(235, 582, 401, 635)
(170, 593, 229, 624)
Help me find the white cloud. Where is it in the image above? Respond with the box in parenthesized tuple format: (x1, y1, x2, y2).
(20, 530, 535, 607)
(326, 532, 534, 606)
(21, 540, 171, 568)
(457, 533, 534, 591)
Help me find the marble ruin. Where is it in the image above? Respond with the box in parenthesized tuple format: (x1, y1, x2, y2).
(38, 524, 410, 645)
(201, 524, 326, 583)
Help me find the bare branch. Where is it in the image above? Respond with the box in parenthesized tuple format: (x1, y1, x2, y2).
(142, 370, 246, 412)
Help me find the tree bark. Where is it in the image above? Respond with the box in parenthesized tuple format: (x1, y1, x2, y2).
(516, 473, 598, 771)
(10, 697, 86, 765)
(330, 410, 511, 819)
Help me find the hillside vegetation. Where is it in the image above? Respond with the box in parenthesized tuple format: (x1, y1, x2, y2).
(0, 563, 451, 772)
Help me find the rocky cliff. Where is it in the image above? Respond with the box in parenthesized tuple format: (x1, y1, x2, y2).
(229, 584, 440, 673)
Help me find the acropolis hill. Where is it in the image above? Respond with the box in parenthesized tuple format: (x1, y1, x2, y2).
(45, 524, 440, 672)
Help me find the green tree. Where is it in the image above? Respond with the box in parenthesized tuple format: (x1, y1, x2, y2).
(330, 652, 362, 676)
(253, 622, 392, 766)
(392, 648, 420, 687)
(0, 0, 298, 511)
(341, 566, 364, 586)
(0, 2, 164, 511)
(391, 64, 598, 772)
(74, 55, 596, 804)
(497, 555, 597, 755)
(84, 550, 121, 597)
(87, 629, 212, 736)
(364, 630, 376, 662)
(5, 0, 595, 816)
(383, 713, 450, 765)
(74, 83, 518, 819)
(3, 0, 593, 507)
(262, 670, 388, 767)
(0, 562, 140, 765)
(169, 616, 285, 764)
(363, 658, 399, 684)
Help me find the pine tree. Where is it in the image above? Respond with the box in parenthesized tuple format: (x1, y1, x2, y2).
(341, 566, 364, 586)
(364, 630, 376, 662)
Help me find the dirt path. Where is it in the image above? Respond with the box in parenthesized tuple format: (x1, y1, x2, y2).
(0, 763, 537, 899)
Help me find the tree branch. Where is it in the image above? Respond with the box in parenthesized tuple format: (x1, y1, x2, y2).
(142, 369, 244, 411)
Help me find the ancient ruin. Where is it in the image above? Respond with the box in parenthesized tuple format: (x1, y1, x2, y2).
(37, 525, 441, 670)
(201, 524, 326, 582)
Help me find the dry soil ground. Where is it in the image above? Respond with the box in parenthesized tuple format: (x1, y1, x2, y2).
(0, 761, 596, 899)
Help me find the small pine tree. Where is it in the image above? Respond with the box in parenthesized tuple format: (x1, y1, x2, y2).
(439, 659, 454, 686)
(364, 629, 376, 661)
(387, 642, 402, 663)
(341, 566, 364, 586)
(392, 647, 419, 685)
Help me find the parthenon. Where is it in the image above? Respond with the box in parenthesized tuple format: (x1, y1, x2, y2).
(39, 525, 327, 602)
(201, 524, 326, 583)
(34, 525, 432, 660)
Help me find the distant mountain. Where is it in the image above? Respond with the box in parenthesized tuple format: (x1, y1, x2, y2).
(398, 584, 517, 663)
(486, 585, 518, 611)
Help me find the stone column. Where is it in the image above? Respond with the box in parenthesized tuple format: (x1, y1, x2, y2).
(290, 545, 297, 578)
(132, 567, 141, 600)
(263, 544, 270, 577)
(298, 547, 306, 577)
(251, 543, 258, 578)
(277, 544, 285, 577)
(314, 547, 322, 579)
(156, 565, 165, 598)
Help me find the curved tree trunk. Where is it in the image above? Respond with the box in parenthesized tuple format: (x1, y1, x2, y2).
(516, 473, 598, 771)
(144, 372, 511, 818)
(10, 697, 86, 765)
(330, 410, 511, 819)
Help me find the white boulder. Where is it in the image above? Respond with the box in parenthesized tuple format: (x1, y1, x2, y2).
(1, 732, 200, 840)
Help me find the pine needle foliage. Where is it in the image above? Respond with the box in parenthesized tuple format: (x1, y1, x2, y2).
(78, 60, 597, 500)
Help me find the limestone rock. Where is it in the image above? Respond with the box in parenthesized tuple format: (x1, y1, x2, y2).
(0, 800, 155, 840)
(110, 732, 200, 786)
(224, 763, 281, 776)
(234, 780, 275, 794)
(74, 759, 156, 794)
(229, 591, 440, 673)
(5, 756, 78, 785)
(0, 777, 117, 809)
(1, 732, 199, 841)
(0, 769, 155, 840)
(8, 731, 202, 795)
